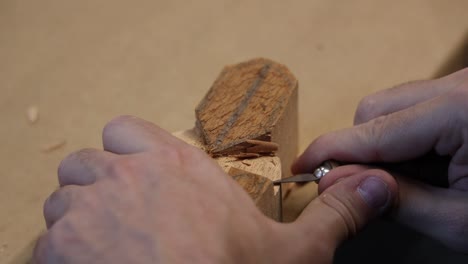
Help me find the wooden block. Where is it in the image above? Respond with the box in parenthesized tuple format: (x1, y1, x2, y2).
(173, 58, 298, 221)
(195, 58, 298, 178)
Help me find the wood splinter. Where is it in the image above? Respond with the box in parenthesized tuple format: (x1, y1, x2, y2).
(231, 153, 261, 159)
(245, 139, 279, 154)
(229, 140, 279, 159)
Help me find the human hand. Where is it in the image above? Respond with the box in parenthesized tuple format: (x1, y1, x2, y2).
(293, 68, 468, 252)
(34, 116, 397, 264)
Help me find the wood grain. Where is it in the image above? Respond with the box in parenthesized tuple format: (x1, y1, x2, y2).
(228, 167, 277, 220)
(173, 129, 282, 189)
(195, 58, 298, 158)
(173, 128, 282, 221)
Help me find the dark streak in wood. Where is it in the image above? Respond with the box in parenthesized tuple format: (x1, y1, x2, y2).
(195, 58, 297, 156)
(214, 64, 271, 147)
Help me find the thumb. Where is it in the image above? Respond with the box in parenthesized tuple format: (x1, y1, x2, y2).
(290, 169, 398, 257)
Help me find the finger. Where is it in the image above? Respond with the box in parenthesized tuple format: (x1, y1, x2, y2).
(292, 95, 452, 174)
(33, 232, 49, 264)
(354, 80, 444, 125)
(102, 115, 183, 154)
(394, 177, 468, 253)
(58, 148, 117, 186)
(287, 170, 398, 256)
(43, 185, 81, 229)
(33, 230, 65, 263)
(354, 68, 468, 124)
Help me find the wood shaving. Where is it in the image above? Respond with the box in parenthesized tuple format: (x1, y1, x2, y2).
(231, 153, 260, 159)
(41, 139, 66, 153)
(26, 105, 39, 124)
(241, 160, 252, 166)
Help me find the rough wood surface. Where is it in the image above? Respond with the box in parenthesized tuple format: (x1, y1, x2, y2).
(195, 58, 298, 158)
(173, 128, 282, 221)
(173, 129, 282, 188)
(228, 167, 277, 220)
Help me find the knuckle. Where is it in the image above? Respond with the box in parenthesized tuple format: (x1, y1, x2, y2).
(355, 95, 379, 124)
(58, 148, 100, 186)
(42, 217, 95, 262)
(33, 233, 51, 264)
(45, 223, 75, 259)
(100, 145, 205, 182)
(174, 144, 202, 162)
(57, 151, 77, 178)
(103, 157, 141, 181)
(311, 134, 333, 150)
(441, 88, 468, 129)
(102, 115, 136, 136)
(73, 192, 100, 214)
(307, 135, 334, 162)
(446, 86, 468, 114)
(43, 190, 59, 219)
(43, 186, 77, 226)
(43, 189, 63, 218)
(364, 115, 389, 160)
(158, 143, 203, 167)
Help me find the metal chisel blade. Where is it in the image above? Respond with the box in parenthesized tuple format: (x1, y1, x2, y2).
(273, 173, 320, 185)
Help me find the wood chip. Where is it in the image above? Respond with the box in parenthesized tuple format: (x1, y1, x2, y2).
(26, 105, 39, 124)
(41, 139, 66, 153)
(241, 160, 252, 166)
(231, 153, 261, 159)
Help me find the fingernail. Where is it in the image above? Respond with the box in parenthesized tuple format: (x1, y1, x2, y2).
(358, 176, 391, 210)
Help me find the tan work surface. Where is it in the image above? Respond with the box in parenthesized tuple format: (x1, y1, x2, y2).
(1, 0, 467, 262)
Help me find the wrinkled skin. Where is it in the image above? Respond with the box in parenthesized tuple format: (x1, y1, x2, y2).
(293, 68, 468, 252)
(34, 116, 397, 264)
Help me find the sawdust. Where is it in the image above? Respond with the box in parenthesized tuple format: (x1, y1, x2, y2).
(26, 105, 39, 124)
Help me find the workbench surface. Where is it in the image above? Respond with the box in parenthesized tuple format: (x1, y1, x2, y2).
(1, 0, 467, 262)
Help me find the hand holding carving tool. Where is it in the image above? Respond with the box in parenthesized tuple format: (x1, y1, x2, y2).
(273, 160, 340, 185)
